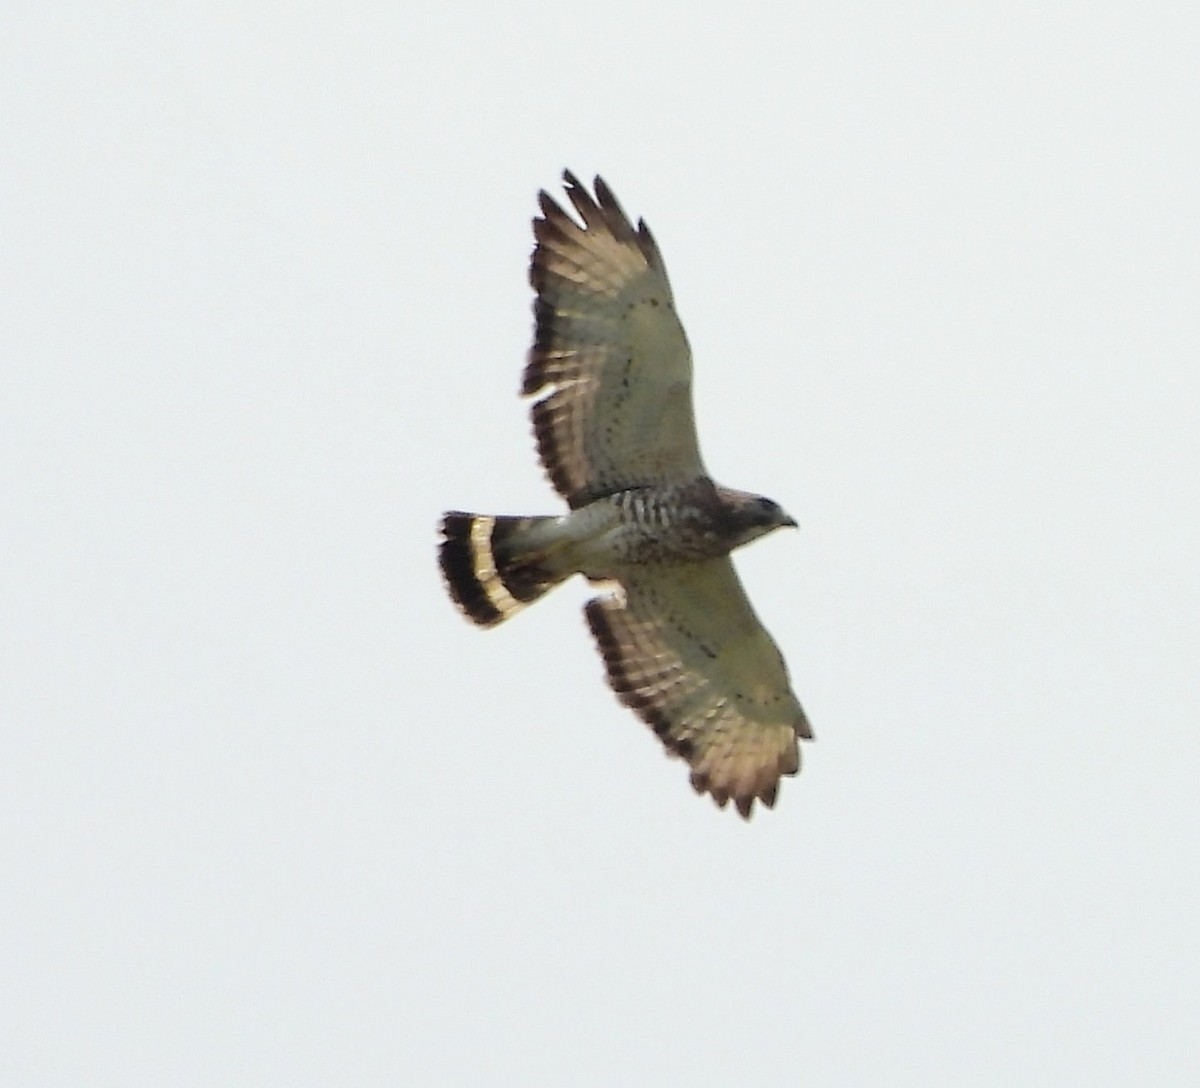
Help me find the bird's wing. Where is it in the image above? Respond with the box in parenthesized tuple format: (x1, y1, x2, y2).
(586, 558, 811, 818)
(523, 171, 706, 509)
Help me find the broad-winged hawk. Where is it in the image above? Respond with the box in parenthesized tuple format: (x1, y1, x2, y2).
(439, 171, 812, 818)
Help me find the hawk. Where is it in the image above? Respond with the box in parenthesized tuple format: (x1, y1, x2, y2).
(439, 171, 812, 818)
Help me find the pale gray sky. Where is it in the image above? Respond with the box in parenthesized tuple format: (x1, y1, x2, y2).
(5, 3, 1199, 1085)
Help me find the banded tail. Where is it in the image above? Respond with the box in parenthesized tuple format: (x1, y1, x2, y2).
(438, 512, 568, 627)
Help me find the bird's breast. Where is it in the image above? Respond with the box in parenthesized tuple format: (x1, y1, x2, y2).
(564, 486, 730, 578)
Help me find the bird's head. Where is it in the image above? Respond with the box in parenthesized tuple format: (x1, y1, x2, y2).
(716, 488, 798, 549)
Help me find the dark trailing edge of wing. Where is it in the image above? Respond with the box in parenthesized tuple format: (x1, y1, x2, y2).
(528, 393, 578, 504)
(585, 596, 785, 820)
(585, 598, 696, 761)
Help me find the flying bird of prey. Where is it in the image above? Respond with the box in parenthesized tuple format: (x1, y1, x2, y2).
(438, 171, 812, 818)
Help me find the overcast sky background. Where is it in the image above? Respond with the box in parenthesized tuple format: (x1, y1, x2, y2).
(5, 3, 1199, 1085)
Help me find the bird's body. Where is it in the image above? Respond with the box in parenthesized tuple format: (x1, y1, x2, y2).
(439, 172, 812, 818)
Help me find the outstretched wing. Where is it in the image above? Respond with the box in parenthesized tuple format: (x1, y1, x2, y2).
(523, 171, 707, 509)
(585, 558, 812, 818)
